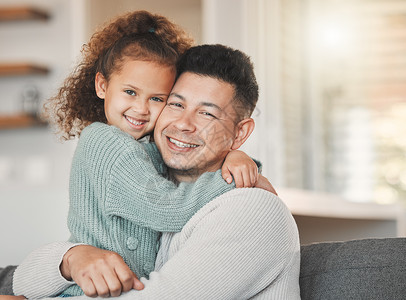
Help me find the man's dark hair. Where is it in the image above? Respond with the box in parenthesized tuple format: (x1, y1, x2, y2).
(176, 44, 259, 121)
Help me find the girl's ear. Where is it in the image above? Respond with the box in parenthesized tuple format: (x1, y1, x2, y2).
(95, 72, 107, 99)
(230, 118, 255, 150)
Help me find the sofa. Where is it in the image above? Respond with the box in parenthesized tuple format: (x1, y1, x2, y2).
(1, 238, 405, 299)
(299, 238, 406, 300)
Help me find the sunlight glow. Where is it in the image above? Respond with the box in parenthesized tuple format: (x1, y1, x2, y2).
(310, 15, 356, 57)
(321, 25, 349, 48)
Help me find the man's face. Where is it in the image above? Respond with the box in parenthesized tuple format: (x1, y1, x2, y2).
(154, 72, 240, 181)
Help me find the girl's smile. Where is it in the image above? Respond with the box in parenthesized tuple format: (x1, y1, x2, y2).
(124, 115, 149, 129)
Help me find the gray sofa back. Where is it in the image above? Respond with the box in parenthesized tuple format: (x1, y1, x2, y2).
(0, 265, 14, 295)
(300, 238, 406, 300)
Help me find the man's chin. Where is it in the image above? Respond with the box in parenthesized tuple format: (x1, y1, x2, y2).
(164, 160, 201, 176)
(168, 168, 204, 182)
(161, 153, 194, 170)
(165, 162, 194, 173)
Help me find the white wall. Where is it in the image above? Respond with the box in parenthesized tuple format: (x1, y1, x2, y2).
(0, 0, 84, 266)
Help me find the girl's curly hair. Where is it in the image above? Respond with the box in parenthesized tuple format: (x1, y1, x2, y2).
(44, 10, 194, 140)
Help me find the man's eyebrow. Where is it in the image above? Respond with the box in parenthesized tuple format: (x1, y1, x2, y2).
(169, 93, 223, 111)
(199, 102, 222, 111)
(169, 92, 185, 101)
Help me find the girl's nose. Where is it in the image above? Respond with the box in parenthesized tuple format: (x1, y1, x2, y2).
(132, 99, 149, 115)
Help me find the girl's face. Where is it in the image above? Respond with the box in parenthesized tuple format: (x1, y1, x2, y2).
(95, 59, 176, 140)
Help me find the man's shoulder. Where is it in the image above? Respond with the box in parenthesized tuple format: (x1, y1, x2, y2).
(217, 188, 286, 209)
(172, 187, 299, 259)
(188, 188, 293, 228)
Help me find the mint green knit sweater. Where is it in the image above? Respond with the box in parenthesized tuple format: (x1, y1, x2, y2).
(62, 122, 235, 296)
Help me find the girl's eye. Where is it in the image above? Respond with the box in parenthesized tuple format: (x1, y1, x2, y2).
(151, 97, 164, 102)
(125, 90, 136, 96)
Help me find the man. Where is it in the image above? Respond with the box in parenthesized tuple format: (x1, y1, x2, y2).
(4, 45, 300, 299)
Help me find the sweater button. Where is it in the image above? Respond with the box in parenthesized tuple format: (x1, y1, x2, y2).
(126, 237, 139, 250)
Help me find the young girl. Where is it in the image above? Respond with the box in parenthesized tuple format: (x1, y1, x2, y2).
(41, 10, 261, 297)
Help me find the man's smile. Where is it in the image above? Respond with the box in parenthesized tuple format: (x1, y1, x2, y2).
(167, 136, 200, 151)
(168, 137, 198, 148)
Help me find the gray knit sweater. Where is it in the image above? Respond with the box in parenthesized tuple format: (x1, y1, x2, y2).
(63, 122, 234, 296)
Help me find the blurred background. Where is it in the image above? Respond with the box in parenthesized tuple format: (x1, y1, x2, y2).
(1, 0, 406, 265)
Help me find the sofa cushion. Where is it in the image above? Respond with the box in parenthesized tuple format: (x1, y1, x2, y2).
(299, 238, 406, 300)
(0, 265, 16, 295)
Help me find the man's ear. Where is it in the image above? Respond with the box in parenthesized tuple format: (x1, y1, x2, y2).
(95, 72, 107, 99)
(231, 118, 255, 150)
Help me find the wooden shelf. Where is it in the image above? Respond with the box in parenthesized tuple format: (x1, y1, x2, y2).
(0, 63, 50, 77)
(0, 7, 51, 130)
(0, 6, 49, 22)
(0, 114, 46, 130)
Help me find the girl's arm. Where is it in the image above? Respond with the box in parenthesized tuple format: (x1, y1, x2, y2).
(81, 123, 235, 232)
(221, 150, 259, 187)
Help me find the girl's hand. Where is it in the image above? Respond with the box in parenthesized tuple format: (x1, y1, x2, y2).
(221, 150, 259, 188)
(61, 245, 144, 297)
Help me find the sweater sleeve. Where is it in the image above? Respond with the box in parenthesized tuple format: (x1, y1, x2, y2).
(46, 189, 301, 300)
(80, 123, 235, 232)
(13, 242, 80, 299)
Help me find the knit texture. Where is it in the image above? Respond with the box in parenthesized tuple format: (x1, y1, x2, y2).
(13, 189, 300, 299)
(139, 188, 301, 299)
(13, 242, 78, 298)
(63, 122, 235, 296)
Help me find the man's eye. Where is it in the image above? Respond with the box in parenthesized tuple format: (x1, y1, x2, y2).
(201, 111, 217, 119)
(151, 97, 164, 102)
(168, 102, 183, 108)
(125, 90, 136, 96)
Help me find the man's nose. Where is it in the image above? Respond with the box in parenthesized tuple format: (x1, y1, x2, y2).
(173, 112, 196, 132)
